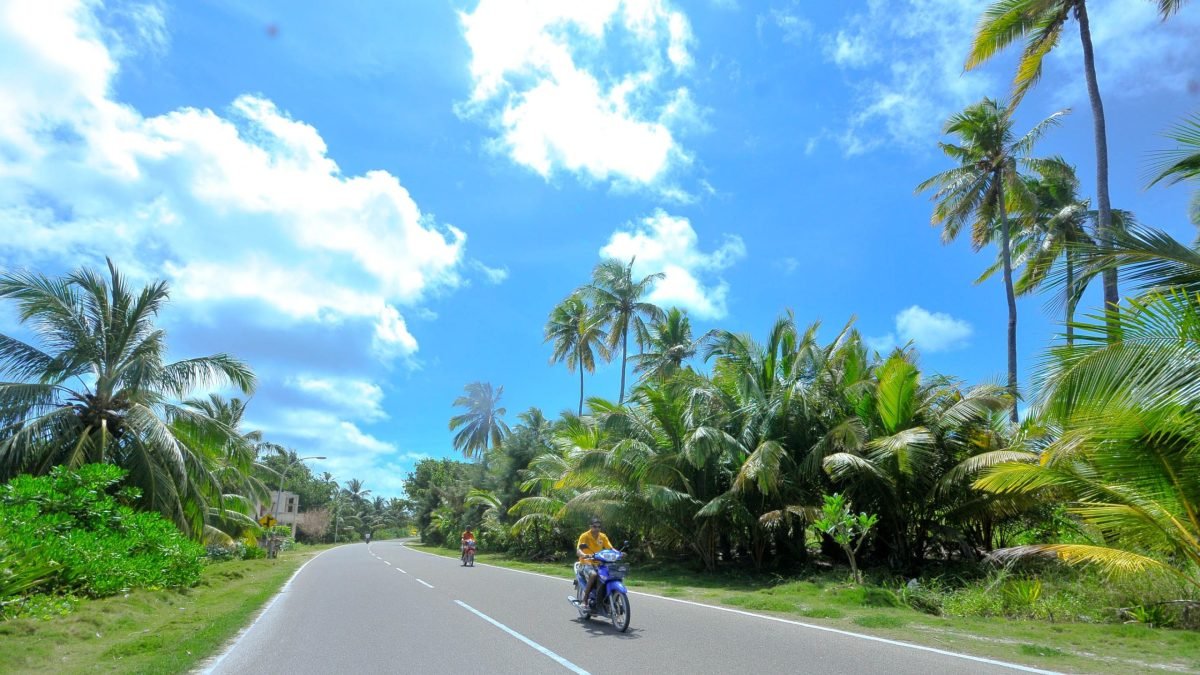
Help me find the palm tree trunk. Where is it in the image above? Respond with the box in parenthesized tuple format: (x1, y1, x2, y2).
(578, 352, 585, 416)
(619, 325, 628, 404)
(1065, 251, 1076, 347)
(1077, 2, 1119, 325)
(999, 184, 1019, 423)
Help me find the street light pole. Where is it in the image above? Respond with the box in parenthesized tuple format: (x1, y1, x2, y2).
(333, 498, 341, 543)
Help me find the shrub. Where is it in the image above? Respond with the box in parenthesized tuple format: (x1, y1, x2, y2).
(204, 542, 267, 562)
(1002, 578, 1042, 615)
(0, 464, 204, 608)
(475, 511, 517, 552)
(899, 583, 944, 616)
(1123, 603, 1176, 629)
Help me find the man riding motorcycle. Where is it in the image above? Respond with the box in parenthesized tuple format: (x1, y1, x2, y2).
(461, 528, 476, 565)
(575, 517, 612, 608)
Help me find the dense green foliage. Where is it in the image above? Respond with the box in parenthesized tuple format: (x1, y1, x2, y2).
(0, 262, 260, 541)
(416, 216, 1200, 628)
(0, 464, 204, 614)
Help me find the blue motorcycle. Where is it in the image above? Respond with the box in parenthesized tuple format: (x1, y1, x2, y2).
(568, 546, 631, 632)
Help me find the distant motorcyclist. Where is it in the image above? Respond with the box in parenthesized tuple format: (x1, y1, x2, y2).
(576, 517, 612, 608)
(461, 528, 476, 564)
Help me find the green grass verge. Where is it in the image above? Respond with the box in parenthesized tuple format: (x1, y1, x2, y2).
(408, 542, 1200, 674)
(0, 544, 332, 674)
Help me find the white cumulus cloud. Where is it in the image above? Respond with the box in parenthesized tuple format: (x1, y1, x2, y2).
(0, 0, 471, 496)
(600, 210, 745, 319)
(458, 0, 699, 194)
(0, 0, 465, 362)
(868, 305, 972, 354)
(287, 375, 388, 423)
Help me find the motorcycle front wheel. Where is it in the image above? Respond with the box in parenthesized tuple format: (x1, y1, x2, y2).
(609, 592, 630, 632)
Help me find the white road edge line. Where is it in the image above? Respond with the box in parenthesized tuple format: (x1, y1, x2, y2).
(199, 544, 349, 674)
(416, 578, 434, 588)
(400, 543, 1055, 674)
(455, 600, 588, 675)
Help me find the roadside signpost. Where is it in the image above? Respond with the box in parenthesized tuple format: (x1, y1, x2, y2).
(259, 514, 280, 557)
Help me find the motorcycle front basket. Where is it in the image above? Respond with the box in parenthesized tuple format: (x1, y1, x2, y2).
(608, 563, 629, 580)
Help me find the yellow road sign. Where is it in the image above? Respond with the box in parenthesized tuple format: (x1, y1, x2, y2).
(259, 514, 278, 527)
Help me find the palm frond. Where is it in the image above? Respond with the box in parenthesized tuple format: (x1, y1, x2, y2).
(990, 544, 1199, 590)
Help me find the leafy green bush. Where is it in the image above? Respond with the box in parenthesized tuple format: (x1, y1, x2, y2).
(0, 464, 204, 608)
(204, 542, 267, 562)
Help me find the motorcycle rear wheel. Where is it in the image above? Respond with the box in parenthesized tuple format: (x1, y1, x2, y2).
(609, 592, 630, 632)
(574, 580, 591, 619)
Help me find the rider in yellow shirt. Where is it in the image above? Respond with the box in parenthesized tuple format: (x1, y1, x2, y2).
(576, 517, 612, 608)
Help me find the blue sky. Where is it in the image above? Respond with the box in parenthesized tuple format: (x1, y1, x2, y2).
(2, 0, 1197, 498)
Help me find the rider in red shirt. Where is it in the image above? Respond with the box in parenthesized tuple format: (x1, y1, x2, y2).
(461, 528, 476, 564)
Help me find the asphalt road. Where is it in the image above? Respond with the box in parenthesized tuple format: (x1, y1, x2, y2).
(202, 541, 1057, 675)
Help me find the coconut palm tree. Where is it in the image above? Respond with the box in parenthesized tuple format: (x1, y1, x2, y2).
(516, 407, 551, 445)
(635, 307, 697, 382)
(449, 381, 510, 459)
(967, 0, 1190, 316)
(329, 491, 360, 542)
(508, 434, 585, 557)
(180, 394, 271, 542)
(976, 292, 1200, 590)
(545, 293, 609, 416)
(343, 477, 372, 506)
(588, 259, 665, 404)
(1012, 169, 1095, 346)
(976, 166, 1115, 346)
(0, 260, 256, 537)
(917, 99, 1067, 421)
(695, 314, 843, 568)
(823, 349, 1011, 568)
(1148, 112, 1200, 227)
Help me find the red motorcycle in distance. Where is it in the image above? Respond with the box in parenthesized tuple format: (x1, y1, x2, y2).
(461, 539, 476, 566)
